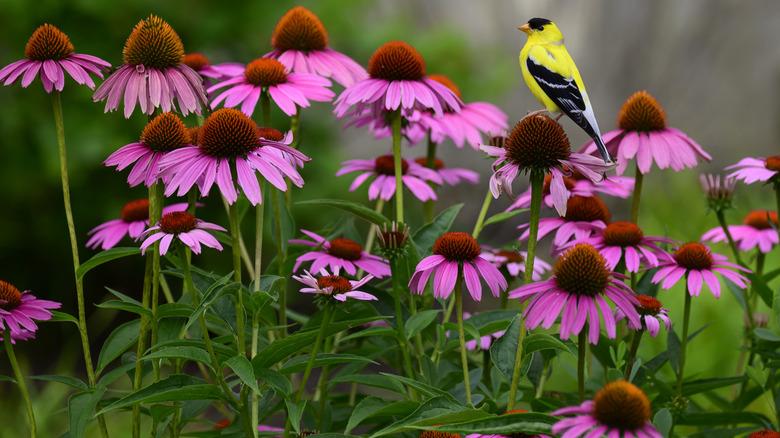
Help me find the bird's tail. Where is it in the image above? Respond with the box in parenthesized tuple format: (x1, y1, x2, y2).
(592, 134, 615, 165)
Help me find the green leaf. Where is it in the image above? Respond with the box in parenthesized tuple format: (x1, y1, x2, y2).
(68, 387, 106, 438)
(157, 303, 194, 319)
(754, 328, 780, 342)
(416, 412, 556, 435)
(370, 396, 489, 437)
(405, 310, 440, 339)
(97, 375, 224, 415)
(97, 319, 140, 374)
(525, 333, 571, 355)
(97, 362, 136, 388)
(482, 209, 527, 228)
(339, 326, 395, 343)
(296, 199, 388, 225)
(280, 353, 376, 374)
(681, 376, 746, 396)
(224, 355, 259, 393)
(285, 399, 306, 434)
(378, 373, 454, 400)
(0, 375, 16, 383)
(105, 287, 143, 306)
(30, 374, 88, 390)
(255, 367, 291, 396)
(653, 408, 673, 438)
(48, 310, 79, 326)
(95, 300, 152, 317)
(676, 411, 771, 426)
(490, 315, 545, 380)
(345, 397, 418, 434)
(76, 247, 140, 280)
(413, 204, 463, 254)
(143, 346, 212, 368)
(747, 273, 773, 307)
(329, 374, 407, 395)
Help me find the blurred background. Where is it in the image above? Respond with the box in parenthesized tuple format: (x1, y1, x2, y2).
(0, 0, 778, 434)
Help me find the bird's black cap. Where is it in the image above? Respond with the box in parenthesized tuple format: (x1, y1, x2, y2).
(528, 17, 552, 30)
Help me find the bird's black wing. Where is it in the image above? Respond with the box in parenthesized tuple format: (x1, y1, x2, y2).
(526, 56, 594, 136)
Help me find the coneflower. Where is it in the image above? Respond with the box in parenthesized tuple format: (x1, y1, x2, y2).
(87, 199, 188, 250)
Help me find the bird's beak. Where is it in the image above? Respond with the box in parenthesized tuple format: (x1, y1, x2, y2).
(518, 23, 531, 34)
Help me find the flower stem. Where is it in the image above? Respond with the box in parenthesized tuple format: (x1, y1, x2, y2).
(471, 189, 493, 239)
(271, 189, 287, 338)
(715, 209, 745, 266)
(51, 92, 108, 438)
(391, 259, 416, 387)
(364, 199, 385, 255)
(250, 183, 265, 438)
(630, 163, 644, 224)
(423, 135, 438, 222)
(775, 181, 780, 242)
(295, 305, 332, 402)
(455, 272, 472, 406)
(507, 170, 544, 410)
(624, 330, 644, 379)
(677, 287, 692, 396)
(228, 202, 246, 356)
(149, 183, 163, 381)
(391, 109, 404, 224)
(5, 330, 36, 438)
(578, 329, 587, 401)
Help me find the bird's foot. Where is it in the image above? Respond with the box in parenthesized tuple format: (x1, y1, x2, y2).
(554, 113, 564, 121)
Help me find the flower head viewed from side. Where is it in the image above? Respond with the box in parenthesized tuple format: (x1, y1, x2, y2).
(104, 112, 192, 187)
(727, 155, 780, 185)
(582, 90, 711, 175)
(140, 211, 225, 255)
(480, 247, 551, 281)
(182, 52, 243, 80)
(0, 280, 61, 341)
(87, 199, 188, 250)
(337, 155, 443, 202)
(0, 24, 110, 93)
(506, 172, 634, 213)
(652, 242, 750, 297)
(159, 109, 309, 205)
(700, 173, 736, 212)
(510, 244, 640, 344)
(574, 221, 671, 273)
(414, 157, 479, 187)
(617, 294, 671, 337)
(93, 15, 207, 117)
(518, 195, 612, 247)
(482, 114, 612, 216)
(291, 229, 390, 278)
(703, 210, 779, 253)
(409, 232, 507, 301)
(552, 380, 661, 437)
(209, 57, 334, 116)
(293, 268, 377, 302)
(264, 6, 367, 87)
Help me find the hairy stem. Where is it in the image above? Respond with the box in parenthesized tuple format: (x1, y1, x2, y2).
(228, 202, 246, 355)
(715, 209, 745, 267)
(455, 272, 472, 406)
(5, 329, 36, 438)
(391, 110, 404, 224)
(630, 164, 644, 224)
(471, 189, 494, 239)
(624, 330, 644, 379)
(677, 287, 692, 396)
(295, 306, 332, 402)
(422, 134, 438, 222)
(578, 329, 587, 401)
(271, 189, 287, 338)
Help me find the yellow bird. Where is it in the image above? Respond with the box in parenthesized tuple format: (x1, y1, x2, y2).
(518, 18, 613, 164)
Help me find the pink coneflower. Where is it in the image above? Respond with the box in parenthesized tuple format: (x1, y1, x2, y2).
(581, 91, 711, 176)
(703, 210, 779, 254)
(291, 229, 390, 278)
(293, 268, 377, 302)
(518, 195, 611, 247)
(0, 24, 110, 92)
(209, 57, 334, 117)
(652, 242, 750, 297)
(140, 211, 225, 255)
(104, 112, 192, 187)
(159, 109, 309, 205)
(336, 155, 442, 202)
(727, 156, 780, 185)
(413, 157, 479, 186)
(264, 6, 366, 87)
(409, 232, 507, 301)
(334, 41, 460, 119)
(460, 312, 505, 351)
(479, 247, 551, 281)
(87, 199, 188, 250)
(482, 115, 612, 216)
(182, 53, 243, 80)
(617, 294, 671, 337)
(506, 172, 634, 213)
(571, 221, 671, 273)
(552, 380, 661, 438)
(93, 15, 207, 118)
(0, 280, 61, 340)
(509, 244, 640, 344)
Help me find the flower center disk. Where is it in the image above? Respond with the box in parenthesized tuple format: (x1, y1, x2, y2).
(123, 15, 184, 69)
(418, 432, 461, 438)
(603, 221, 643, 247)
(0, 280, 22, 310)
(636, 294, 662, 316)
(765, 156, 780, 172)
(183, 52, 210, 71)
(328, 238, 363, 261)
(375, 155, 408, 176)
(199, 109, 261, 158)
(272, 6, 328, 52)
(744, 210, 778, 230)
(141, 112, 189, 152)
(564, 196, 611, 223)
(673, 242, 713, 270)
(257, 127, 284, 141)
(414, 157, 444, 170)
(25, 24, 74, 61)
(428, 74, 462, 99)
(433, 232, 481, 262)
(505, 115, 571, 171)
(316, 275, 352, 294)
(593, 380, 652, 431)
(159, 211, 197, 234)
(245, 58, 288, 87)
(554, 244, 610, 297)
(368, 41, 426, 81)
(497, 250, 524, 264)
(121, 199, 150, 222)
(618, 90, 666, 132)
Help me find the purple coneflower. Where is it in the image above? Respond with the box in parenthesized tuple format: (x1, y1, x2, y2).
(582, 90, 711, 176)
(480, 247, 550, 281)
(93, 15, 207, 118)
(87, 199, 188, 250)
(652, 242, 750, 297)
(506, 172, 634, 213)
(413, 157, 479, 187)
(209, 57, 333, 116)
(509, 244, 640, 344)
(293, 268, 377, 302)
(140, 211, 224, 255)
(461, 312, 505, 351)
(291, 229, 390, 278)
(264, 6, 367, 87)
(518, 195, 611, 247)
(552, 380, 661, 438)
(159, 109, 309, 205)
(617, 294, 671, 337)
(0, 280, 60, 339)
(0, 24, 110, 92)
(409, 232, 507, 301)
(104, 112, 192, 187)
(482, 115, 612, 216)
(182, 53, 243, 80)
(570, 221, 671, 273)
(336, 155, 442, 202)
(727, 156, 780, 185)
(703, 210, 778, 254)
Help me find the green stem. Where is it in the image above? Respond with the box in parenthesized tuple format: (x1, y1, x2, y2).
(5, 330, 36, 438)
(423, 135, 438, 222)
(624, 330, 643, 379)
(364, 199, 385, 255)
(578, 329, 587, 401)
(51, 92, 108, 438)
(228, 202, 246, 355)
(455, 272, 472, 406)
(271, 189, 287, 338)
(677, 287, 692, 396)
(775, 182, 780, 243)
(149, 183, 163, 381)
(630, 163, 643, 224)
(715, 209, 745, 267)
(535, 359, 550, 399)
(432, 295, 456, 364)
(290, 113, 301, 149)
(391, 259, 416, 386)
(253, 185, 266, 293)
(391, 110, 404, 224)
(471, 189, 493, 239)
(296, 305, 332, 401)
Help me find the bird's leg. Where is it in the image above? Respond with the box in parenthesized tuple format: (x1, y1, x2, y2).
(554, 112, 564, 121)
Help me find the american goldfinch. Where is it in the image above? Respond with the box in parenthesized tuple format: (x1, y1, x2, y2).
(518, 18, 613, 164)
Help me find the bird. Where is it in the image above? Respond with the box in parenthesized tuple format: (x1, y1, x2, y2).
(518, 17, 614, 165)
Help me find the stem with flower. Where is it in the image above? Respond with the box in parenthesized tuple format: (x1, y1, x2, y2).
(149, 183, 163, 381)
(295, 304, 332, 402)
(624, 330, 643, 379)
(228, 202, 246, 355)
(677, 285, 692, 396)
(715, 210, 745, 267)
(454, 269, 472, 406)
(471, 190, 493, 239)
(5, 329, 36, 438)
(391, 109, 404, 224)
(630, 164, 644, 224)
